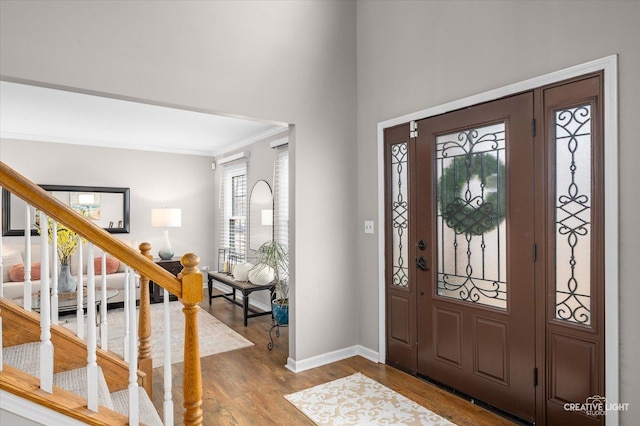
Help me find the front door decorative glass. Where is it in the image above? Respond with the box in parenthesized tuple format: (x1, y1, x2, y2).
(436, 122, 507, 309)
(554, 104, 592, 326)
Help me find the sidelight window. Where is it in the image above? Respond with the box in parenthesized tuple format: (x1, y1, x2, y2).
(390, 142, 409, 288)
(554, 104, 593, 325)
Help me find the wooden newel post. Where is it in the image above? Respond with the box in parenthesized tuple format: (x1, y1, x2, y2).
(138, 242, 153, 397)
(180, 253, 204, 426)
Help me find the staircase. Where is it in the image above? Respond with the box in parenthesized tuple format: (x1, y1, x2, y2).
(0, 161, 204, 425)
(4, 342, 162, 425)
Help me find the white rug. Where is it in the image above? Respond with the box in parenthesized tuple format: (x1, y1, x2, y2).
(285, 373, 456, 426)
(62, 301, 253, 368)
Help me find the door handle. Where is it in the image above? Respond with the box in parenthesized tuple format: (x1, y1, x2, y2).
(416, 256, 429, 271)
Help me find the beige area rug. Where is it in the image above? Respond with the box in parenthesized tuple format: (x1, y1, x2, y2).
(285, 373, 456, 426)
(62, 301, 253, 368)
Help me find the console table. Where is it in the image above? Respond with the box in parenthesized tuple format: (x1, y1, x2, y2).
(207, 271, 275, 326)
(150, 258, 182, 304)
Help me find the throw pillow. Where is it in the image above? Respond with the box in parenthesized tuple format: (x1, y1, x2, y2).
(94, 257, 120, 274)
(9, 263, 42, 282)
(2, 251, 23, 282)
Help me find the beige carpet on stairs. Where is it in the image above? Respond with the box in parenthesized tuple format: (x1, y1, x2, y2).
(3, 342, 162, 424)
(62, 301, 253, 367)
(4, 342, 114, 409)
(111, 387, 163, 426)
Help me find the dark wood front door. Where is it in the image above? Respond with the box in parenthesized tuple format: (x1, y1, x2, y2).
(414, 93, 536, 422)
(384, 73, 606, 425)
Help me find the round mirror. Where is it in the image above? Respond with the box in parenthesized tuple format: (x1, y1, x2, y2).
(249, 180, 273, 251)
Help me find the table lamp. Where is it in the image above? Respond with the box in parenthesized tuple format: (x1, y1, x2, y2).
(151, 208, 182, 260)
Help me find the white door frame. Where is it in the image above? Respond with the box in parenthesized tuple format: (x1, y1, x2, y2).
(376, 55, 619, 423)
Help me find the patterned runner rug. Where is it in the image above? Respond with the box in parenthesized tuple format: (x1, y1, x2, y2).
(285, 372, 456, 425)
(63, 301, 253, 367)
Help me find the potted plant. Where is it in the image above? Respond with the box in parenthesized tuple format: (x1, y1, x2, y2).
(249, 240, 289, 325)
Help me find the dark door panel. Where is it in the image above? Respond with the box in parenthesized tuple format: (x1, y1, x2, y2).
(415, 93, 536, 422)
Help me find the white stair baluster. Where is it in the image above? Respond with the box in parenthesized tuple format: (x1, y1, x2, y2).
(39, 212, 53, 393)
(51, 220, 59, 325)
(163, 288, 174, 425)
(23, 205, 31, 311)
(128, 270, 139, 425)
(86, 243, 99, 412)
(76, 242, 84, 339)
(123, 266, 130, 362)
(100, 252, 108, 349)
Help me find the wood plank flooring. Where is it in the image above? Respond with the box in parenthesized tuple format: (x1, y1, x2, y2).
(151, 289, 516, 425)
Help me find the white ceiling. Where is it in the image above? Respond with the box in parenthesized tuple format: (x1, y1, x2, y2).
(0, 80, 287, 157)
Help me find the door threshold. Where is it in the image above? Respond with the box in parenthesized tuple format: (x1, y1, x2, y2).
(416, 373, 533, 426)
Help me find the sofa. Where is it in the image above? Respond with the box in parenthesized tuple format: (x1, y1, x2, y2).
(1, 241, 140, 307)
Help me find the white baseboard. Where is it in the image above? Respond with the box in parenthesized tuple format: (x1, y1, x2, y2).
(209, 282, 271, 312)
(286, 345, 380, 373)
(211, 281, 380, 374)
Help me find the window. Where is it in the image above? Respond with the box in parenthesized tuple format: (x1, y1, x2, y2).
(220, 161, 247, 261)
(274, 145, 289, 274)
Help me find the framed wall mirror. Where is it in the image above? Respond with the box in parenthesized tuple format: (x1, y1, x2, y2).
(2, 184, 131, 236)
(249, 180, 273, 251)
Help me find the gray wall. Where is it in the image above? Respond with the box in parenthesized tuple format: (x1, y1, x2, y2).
(0, 138, 216, 266)
(0, 0, 359, 362)
(356, 0, 640, 421)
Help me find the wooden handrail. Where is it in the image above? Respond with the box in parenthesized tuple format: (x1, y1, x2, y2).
(0, 161, 181, 297)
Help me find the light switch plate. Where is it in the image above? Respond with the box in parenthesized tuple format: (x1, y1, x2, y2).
(364, 220, 374, 234)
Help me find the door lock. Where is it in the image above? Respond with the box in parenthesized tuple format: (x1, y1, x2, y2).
(416, 256, 429, 271)
(417, 240, 426, 250)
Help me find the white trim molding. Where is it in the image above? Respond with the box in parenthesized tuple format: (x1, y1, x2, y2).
(269, 136, 289, 149)
(217, 151, 250, 165)
(376, 55, 618, 422)
(286, 345, 379, 374)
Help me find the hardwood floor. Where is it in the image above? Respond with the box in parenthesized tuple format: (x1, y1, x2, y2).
(151, 289, 516, 425)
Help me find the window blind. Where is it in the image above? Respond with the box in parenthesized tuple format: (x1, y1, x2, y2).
(273, 146, 289, 281)
(220, 160, 248, 261)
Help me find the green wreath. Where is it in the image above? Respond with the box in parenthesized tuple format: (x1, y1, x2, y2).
(438, 154, 506, 236)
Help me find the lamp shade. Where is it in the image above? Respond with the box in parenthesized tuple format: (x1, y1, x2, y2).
(151, 208, 182, 227)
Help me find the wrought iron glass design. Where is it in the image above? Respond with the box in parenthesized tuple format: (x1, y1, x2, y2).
(390, 142, 409, 288)
(436, 123, 507, 309)
(554, 104, 592, 325)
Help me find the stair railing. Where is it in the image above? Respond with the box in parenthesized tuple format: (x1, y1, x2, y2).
(0, 161, 203, 425)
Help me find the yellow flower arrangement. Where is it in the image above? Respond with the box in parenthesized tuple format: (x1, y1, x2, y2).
(55, 226, 83, 265)
(38, 218, 85, 265)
